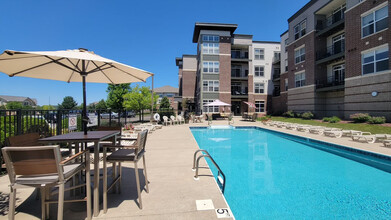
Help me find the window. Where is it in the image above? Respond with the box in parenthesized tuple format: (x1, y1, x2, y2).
(295, 72, 306, 88)
(203, 62, 219, 73)
(332, 64, 345, 83)
(285, 58, 288, 72)
(255, 101, 265, 113)
(202, 80, 219, 92)
(202, 43, 219, 54)
(274, 52, 281, 60)
(203, 100, 219, 113)
(294, 20, 306, 40)
(254, 49, 264, 60)
(295, 47, 305, 64)
(285, 78, 289, 91)
(254, 66, 264, 77)
(362, 5, 388, 37)
(362, 46, 389, 75)
(254, 83, 264, 93)
(202, 35, 219, 42)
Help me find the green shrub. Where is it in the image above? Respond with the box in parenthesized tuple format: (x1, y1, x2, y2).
(323, 116, 341, 123)
(368, 116, 386, 124)
(350, 113, 371, 123)
(301, 112, 314, 120)
(282, 110, 295, 118)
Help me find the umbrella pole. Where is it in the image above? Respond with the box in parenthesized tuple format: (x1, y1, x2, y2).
(150, 75, 154, 123)
(82, 74, 88, 135)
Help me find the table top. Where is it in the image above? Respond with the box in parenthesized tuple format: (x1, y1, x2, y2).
(39, 130, 120, 142)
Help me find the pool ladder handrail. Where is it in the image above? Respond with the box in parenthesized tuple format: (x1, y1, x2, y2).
(192, 149, 226, 194)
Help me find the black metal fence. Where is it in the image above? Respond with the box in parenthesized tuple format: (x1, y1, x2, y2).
(0, 109, 142, 147)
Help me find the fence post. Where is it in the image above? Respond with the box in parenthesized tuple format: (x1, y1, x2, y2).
(16, 109, 22, 135)
(57, 111, 62, 135)
(97, 109, 101, 126)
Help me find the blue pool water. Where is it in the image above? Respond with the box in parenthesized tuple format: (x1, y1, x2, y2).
(191, 127, 391, 219)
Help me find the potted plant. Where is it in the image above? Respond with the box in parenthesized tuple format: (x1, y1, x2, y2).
(228, 113, 234, 125)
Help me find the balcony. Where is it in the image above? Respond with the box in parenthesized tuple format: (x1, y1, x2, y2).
(316, 42, 345, 65)
(231, 90, 248, 98)
(273, 68, 281, 81)
(272, 55, 281, 64)
(231, 69, 248, 80)
(231, 50, 250, 62)
(316, 76, 345, 92)
(273, 88, 280, 97)
(316, 9, 345, 37)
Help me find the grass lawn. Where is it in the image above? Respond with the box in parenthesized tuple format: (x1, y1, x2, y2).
(270, 116, 391, 134)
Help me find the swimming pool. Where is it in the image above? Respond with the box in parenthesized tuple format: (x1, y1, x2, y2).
(191, 126, 391, 219)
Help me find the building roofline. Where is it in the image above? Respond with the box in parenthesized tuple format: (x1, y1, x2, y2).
(234, 34, 253, 37)
(287, 0, 318, 23)
(175, 57, 183, 66)
(192, 22, 238, 43)
(280, 30, 289, 37)
(182, 54, 197, 57)
(252, 40, 280, 44)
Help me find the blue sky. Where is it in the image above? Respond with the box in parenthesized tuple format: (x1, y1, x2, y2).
(0, 0, 308, 106)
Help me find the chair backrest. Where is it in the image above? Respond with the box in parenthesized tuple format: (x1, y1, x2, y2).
(136, 130, 148, 154)
(163, 116, 168, 121)
(170, 115, 176, 121)
(177, 115, 182, 120)
(2, 145, 63, 184)
(7, 133, 41, 146)
(252, 113, 258, 121)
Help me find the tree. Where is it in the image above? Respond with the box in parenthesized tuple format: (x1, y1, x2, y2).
(159, 97, 171, 109)
(106, 84, 131, 110)
(58, 96, 78, 110)
(41, 105, 56, 110)
(95, 99, 107, 110)
(6, 101, 23, 109)
(0, 105, 6, 110)
(123, 85, 158, 121)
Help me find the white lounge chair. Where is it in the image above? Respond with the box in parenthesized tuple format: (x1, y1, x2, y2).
(309, 127, 340, 135)
(341, 130, 362, 137)
(170, 115, 178, 125)
(324, 130, 343, 138)
(286, 123, 299, 130)
(384, 140, 391, 148)
(177, 115, 185, 124)
(352, 132, 376, 143)
(163, 116, 171, 126)
(297, 125, 314, 132)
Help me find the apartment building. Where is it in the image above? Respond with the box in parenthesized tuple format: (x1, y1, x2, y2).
(176, 55, 197, 112)
(176, 22, 280, 116)
(272, 0, 390, 120)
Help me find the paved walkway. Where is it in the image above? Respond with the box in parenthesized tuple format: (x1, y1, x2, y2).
(1, 117, 390, 219)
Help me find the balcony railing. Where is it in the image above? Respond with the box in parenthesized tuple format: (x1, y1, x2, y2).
(316, 41, 345, 61)
(316, 10, 345, 31)
(231, 90, 248, 96)
(231, 69, 248, 78)
(231, 51, 249, 59)
(272, 55, 281, 63)
(273, 88, 280, 97)
(316, 76, 345, 89)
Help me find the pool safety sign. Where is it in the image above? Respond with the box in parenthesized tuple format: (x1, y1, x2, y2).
(87, 113, 98, 127)
(216, 208, 232, 218)
(68, 114, 77, 131)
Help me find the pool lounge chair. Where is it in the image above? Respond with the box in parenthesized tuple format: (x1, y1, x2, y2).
(324, 130, 343, 138)
(352, 132, 376, 143)
(162, 116, 171, 126)
(296, 125, 314, 132)
(384, 140, 391, 148)
(177, 115, 185, 124)
(170, 115, 178, 125)
(286, 123, 299, 130)
(309, 127, 340, 135)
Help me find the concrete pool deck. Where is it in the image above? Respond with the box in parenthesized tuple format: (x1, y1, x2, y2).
(1, 117, 390, 219)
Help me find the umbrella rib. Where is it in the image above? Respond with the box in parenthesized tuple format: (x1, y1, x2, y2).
(106, 63, 146, 82)
(86, 63, 111, 74)
(0, 55, 43, 61)
(66, 60, 81, 83)
(45, 56, 82, 73)
(91, 61, 114, 84)
(65, 58, 82, 72)
(10, 57, 66, 76)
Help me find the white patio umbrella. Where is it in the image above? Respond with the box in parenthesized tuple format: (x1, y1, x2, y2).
(204, 99, 231, 107)
(0, 48, 154, 134)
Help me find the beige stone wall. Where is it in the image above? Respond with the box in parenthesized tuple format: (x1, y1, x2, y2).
(344, 71, 391, 121)
(287, 85, 316, 112)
